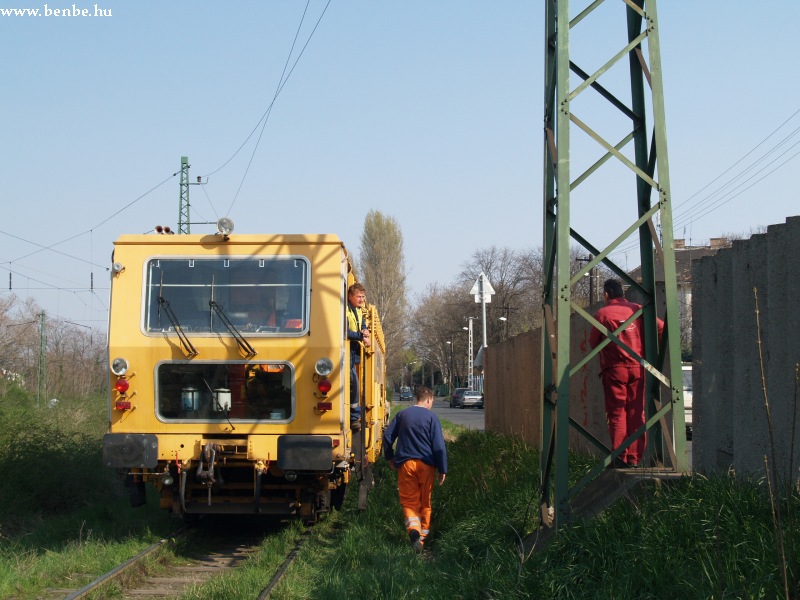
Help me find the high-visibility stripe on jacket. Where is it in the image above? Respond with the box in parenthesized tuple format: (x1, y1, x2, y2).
(347, 303, 366, 363)
(398, 459, 435, 542)
(347, 304, 363, 334)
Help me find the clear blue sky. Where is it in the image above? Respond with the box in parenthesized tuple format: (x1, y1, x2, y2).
(2, 1, 798, 329)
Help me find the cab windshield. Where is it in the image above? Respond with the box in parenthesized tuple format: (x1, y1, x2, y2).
(143, 256, 309, 335)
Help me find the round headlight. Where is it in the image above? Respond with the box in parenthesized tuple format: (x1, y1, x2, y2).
(217, 217, 234, 236)
(315, 358, 334, 377)
(111, 357, 129, 376)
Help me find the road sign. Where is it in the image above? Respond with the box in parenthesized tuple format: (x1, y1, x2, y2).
(471, 272, 495, 303)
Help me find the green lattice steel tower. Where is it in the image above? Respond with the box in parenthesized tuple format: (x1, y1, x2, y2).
(179, 156, 190, 234)
(539, 0, 686, 531)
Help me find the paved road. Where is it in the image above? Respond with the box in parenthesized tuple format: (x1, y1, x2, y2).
(392, 396, 485, 431)
(432, 396, 485, 431)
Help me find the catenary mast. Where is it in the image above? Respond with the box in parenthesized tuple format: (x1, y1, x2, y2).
(539, 0, 686, 531)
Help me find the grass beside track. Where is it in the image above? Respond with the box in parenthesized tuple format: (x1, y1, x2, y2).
(0, 387, 177, 599)
(1, 388, 798, 598)
(261, 430, 800, 600)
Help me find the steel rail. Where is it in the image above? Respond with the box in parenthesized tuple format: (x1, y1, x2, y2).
(256, 529, 310, 599)
(64, 527, 187, 599)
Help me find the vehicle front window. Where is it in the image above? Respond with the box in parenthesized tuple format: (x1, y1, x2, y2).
(156, 361, 293, 422)
(144, 256, 309, 335)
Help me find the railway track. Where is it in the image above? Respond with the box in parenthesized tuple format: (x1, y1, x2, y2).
(43, 520, 311, 600)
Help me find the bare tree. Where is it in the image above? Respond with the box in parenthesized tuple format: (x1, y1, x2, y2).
(719, 225, 768, 243)
(402, 242, 622, 392)
(458, 246, 532, 344)
(409, 283, 473, 389)
(3, 297, 42, 389)
(358, 210, 409, 383)
(47, 318, 105, 397)
(516, 246, 546, 332)
(0, 294, 105, 399)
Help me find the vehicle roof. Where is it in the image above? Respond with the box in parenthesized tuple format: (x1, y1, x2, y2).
(114, 233, 344, 246)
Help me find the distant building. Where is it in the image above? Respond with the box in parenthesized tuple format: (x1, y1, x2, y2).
(629, 238, 728, 357)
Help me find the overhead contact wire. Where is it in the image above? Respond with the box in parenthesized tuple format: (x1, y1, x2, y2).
(226, 0, 312, 213)
(226, 0, 332, 216)
(609, 108, 800, 261)
(8, 172, 177, 267)
(204, 0, 331, 183)
(671, 126, 800, 230)
(672, 108, 800, 214)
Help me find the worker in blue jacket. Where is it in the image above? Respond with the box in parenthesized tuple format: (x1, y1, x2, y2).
(384, 387, 448, 552)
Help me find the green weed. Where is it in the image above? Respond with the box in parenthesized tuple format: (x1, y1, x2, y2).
(2, 387, 798, 599)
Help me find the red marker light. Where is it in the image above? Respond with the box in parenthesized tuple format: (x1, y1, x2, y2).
(316, 401, 332, 411)
(115, 400, 132, 411)
(317, 378, 332, 395)
(115, 379, 130, 394)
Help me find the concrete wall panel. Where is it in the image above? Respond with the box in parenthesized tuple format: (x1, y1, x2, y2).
(693, 216, 800, 482)
(731, 235, 769, 476)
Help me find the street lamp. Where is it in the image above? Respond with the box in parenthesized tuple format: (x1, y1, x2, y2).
(499, 316, 508, 340)
(446, 340, 455, 394)
(576, 255, 597, 305)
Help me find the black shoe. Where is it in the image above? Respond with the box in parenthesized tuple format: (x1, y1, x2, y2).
(609, 458, 627, 469)
(351, 419, 362, 431)
(409, 530, 423, 552)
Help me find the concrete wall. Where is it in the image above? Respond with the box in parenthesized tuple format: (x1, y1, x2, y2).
(693, 216, 800, 481)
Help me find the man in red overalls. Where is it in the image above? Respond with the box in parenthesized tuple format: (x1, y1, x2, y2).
(589, 279, 663, 467)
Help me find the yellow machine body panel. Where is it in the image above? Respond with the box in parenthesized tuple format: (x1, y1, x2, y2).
(103, 232, 387, 520)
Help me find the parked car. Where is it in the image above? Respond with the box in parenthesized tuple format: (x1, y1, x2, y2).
(449, 388, 468, 408)
(682, 363, 693, 440)
(399, 386, 413, 401)
(460, 390, 484, 409)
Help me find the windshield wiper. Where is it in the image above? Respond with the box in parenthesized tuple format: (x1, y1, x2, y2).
(157, 292, 198, 357)
(209, 299, 257, 358)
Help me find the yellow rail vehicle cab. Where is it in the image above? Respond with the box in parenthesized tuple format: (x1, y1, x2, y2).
(103, 223, 387, 522)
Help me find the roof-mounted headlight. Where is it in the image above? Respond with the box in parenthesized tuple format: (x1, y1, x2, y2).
(217, 217, 234, 237)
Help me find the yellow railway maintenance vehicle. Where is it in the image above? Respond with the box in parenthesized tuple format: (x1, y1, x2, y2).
(102, 220, 388, 523)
